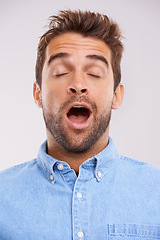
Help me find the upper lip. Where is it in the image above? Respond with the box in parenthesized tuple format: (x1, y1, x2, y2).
(66, 102, 92, 115)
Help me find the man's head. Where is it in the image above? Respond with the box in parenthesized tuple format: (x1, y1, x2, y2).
(35, 9, 123, 91)
(33, 10, 124, 155)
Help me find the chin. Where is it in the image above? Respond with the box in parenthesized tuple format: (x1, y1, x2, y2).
(58, 135, 95, 154)
(63, 144, 90, 154)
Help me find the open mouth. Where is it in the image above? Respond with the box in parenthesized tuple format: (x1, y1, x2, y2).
(66, 104, 92, 129)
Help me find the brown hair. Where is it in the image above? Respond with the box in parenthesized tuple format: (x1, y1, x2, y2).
(36, 10, 124, 90)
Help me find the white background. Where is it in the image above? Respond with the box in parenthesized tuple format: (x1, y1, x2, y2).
(0, 0, 160, 171)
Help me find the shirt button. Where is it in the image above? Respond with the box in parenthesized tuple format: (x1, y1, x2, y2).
(98, 171, 102, 178)
(57, 164, 63, 170)
(77, 192, 82, 199)
(77, 231, 84, 238)
(50, 174, 54, 181)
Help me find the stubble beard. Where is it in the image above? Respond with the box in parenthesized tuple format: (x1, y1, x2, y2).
(42, 98, 112, 154)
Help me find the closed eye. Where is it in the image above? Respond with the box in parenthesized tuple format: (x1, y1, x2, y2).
(87, 73, 101, 78)
(55, 72, 68, 77)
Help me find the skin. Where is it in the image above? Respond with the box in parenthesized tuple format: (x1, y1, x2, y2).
(33, 32, 124, 173)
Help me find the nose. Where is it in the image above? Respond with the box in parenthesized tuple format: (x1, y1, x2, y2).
(67, 72, 88, 95)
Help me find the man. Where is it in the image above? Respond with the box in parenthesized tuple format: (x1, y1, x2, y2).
(0, 10, 160, 240)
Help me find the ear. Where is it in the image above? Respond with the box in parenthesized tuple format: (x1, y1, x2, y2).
(33, 81, 42, 108)
(112, 83, 124, 110)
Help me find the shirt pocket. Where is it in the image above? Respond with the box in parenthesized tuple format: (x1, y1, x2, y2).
(108, 224, 160, 239)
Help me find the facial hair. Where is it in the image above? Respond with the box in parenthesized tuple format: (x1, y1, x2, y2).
(42, 96, 112, 153)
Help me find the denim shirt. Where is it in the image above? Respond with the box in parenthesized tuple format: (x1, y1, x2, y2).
(0, 137, 160, 239)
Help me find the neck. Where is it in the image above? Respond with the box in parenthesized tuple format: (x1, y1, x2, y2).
(46, 131, 109, 173)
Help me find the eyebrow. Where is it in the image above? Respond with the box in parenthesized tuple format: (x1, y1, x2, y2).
(48, 52, 70, 65)
(48, 52, 109, 68)
(86, 54, 109, 67)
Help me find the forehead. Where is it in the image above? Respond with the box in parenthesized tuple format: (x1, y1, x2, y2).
(45, 32, 112, 62)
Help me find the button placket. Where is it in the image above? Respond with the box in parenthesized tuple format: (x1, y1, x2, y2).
(72, 175, 89, 240)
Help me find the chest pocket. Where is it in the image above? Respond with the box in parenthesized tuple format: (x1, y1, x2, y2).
(108, 224, 160, 239)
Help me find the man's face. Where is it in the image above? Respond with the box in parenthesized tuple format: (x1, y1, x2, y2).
(37, 33, 118, 153)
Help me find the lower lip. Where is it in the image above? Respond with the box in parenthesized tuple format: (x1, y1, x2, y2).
(65, 114, 92, 130)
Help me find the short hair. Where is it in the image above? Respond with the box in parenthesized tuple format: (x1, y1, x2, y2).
(36, 9, 124, 90)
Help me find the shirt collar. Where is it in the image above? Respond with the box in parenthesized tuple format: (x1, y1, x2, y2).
(93, 136, 119, 181)
(36, 141, 57, 183)
(36, 136, 119, 183)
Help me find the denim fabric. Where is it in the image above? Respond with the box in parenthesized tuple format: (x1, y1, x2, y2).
(0, 137, 160, 239)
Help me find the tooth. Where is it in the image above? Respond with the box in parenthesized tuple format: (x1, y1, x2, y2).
(73, 106, 85, 108)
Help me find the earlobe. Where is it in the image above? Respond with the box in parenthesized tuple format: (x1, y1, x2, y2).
(33, 82, 42, 108)
(112, 83, 124, 110)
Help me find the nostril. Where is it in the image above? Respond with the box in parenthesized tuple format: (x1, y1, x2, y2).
(70, 88, 76, 93)
(81, 89, 87, 93)
(68, 86, 88, 94)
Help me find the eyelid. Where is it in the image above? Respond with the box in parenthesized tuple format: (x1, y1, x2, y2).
(50, 62, 70, 77)
(87, 73, 101, 78)
(85, 65, 104, 79)
(54, 72, 69, 77)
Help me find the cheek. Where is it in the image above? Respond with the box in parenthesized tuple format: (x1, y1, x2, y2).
(90, 84, 114, 110)
(42, 86, 66, 113)
(43, 79, 67, 99)
(98, 95, 113, 113)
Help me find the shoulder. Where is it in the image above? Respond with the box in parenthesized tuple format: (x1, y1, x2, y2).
(0, 160, 38, 192)
(0, 159, 37, 178)
(120, 154, 160, 171)
(117, 154, 160, 184)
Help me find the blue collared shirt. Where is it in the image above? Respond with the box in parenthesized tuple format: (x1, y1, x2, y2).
(0, 137, 160, 239)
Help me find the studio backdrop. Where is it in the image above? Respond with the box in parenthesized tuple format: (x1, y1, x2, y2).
(0, 0, 160, 170)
